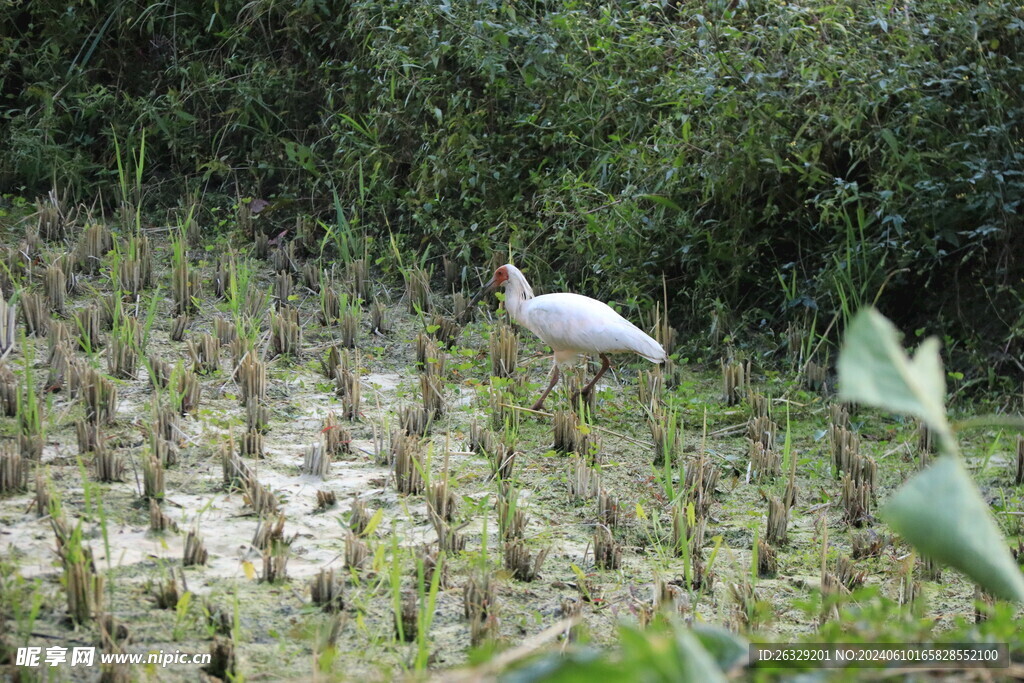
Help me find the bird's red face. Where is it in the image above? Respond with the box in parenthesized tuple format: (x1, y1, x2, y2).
(493, 266, 510, 286)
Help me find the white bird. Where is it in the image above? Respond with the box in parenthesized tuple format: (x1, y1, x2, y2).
(469, 264, 667, 410)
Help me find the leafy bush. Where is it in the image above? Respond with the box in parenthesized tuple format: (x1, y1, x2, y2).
(2, 0, 1022, 381)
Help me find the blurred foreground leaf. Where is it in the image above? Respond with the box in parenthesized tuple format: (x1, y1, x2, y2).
(838, 308, 951, 448)
(502, 619, 737, 682)
(839, 307, 1024, 603)
(880, 456, 1024, 603)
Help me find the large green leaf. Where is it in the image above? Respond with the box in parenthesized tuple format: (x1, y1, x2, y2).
(840, 307, 1024, 604)
(880, 456, 1024, 603)
(837, 308, 950, 444)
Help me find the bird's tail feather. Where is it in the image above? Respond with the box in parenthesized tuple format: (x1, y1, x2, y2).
(633, 330, 668, 364)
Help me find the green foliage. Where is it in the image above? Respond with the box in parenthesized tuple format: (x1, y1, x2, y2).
(2, 1, 1023, 378)
(505, 618, 742, 682)
(0, 557, 45, 665)
(500, 585, 1022, 681)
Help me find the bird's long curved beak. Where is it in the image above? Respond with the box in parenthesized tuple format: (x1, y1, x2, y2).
(464, 276, 497, 318)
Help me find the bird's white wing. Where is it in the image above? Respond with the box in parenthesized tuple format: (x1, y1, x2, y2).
(522, 293, 666, 363)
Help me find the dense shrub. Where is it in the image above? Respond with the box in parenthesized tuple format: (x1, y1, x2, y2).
(2, 0, 1022, 384)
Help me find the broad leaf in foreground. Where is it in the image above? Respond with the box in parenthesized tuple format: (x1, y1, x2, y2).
(880, 456, 1024, 602)
(838, 308, 951, 448)
(839, 307, 1024, 603)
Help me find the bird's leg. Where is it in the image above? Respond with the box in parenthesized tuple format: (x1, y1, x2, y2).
(580, 353, 612, 399)
(531, 362, 560, 411)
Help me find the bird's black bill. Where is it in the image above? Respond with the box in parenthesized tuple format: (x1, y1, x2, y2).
(467, 277, 496, 309)
(460, 276, 495, 325)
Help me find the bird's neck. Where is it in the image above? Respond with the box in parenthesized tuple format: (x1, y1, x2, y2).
(503, 275, 533, 324)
